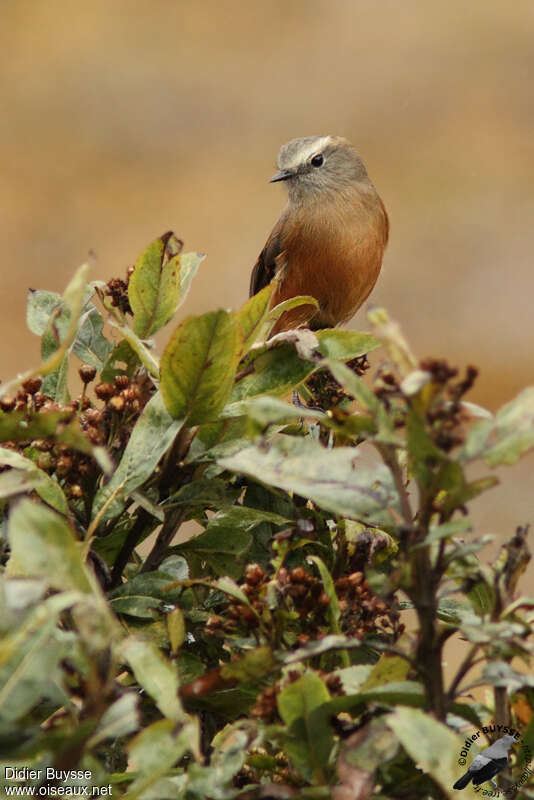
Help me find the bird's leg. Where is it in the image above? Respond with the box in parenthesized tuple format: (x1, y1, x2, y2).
(292, 389, 305, 408)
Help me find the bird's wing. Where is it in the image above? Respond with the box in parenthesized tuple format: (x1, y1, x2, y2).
(472, 757, 508, 786)
(469, 754, 492, 772)
(249, 212, 288, 297)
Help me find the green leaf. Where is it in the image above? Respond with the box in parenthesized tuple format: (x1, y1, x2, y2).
(39, 264, 93, 401)
(26, 289, 62, 335)
(277, 671, 333, 781)
(327, 680, 426, 715)
(177, 251, 205, 309)
(406, 408, 444, 488)
(179, 527, 251, 556)
(236, 283, 275, 350)
(229, 342, 316, 401)
(41, 353, 70, 404)
(88, 693, 139, 747)
(159, 555, 189, 580)
(72, 305, 113, 368)
(422, 518, 472, 545)
(335, 718, 399, 798)
(177, 720, 253, 797)
(219, 645, 276, 684)
(462, 386, 534, 466)
(125, 719, 193, 800)
(167, 607, 186, 654)
(0, 446, 68, 514)
(267, 294, 319, 325)
(307, 555, 341, 631)
(315, 329, 380, 360)
(482, 661, 534, 692)
(128, 232, 205, 338)
(0, 414, 111, 482)
(92, 392, 182, 521)
(165, 477, 234, 510)
(327, 360, 379, 413)
(212, 576, 252, 606)
(161, 310, 242, 425)
(387, 707, 473, 795)
(0, 590, 80, 723)
(177, 527, 252, 578)
(109, 321, 160, 378)
(283, 634, 363, 665)
(129, 232, 182, 337)
(467, 579, 496, 617)
(109, 596, 163, 619)
(359, 654, 410, 691)
(206, 504, 290, 532)
(121, 636, 185, 721)
(219, 437, 399, 525)
(0, 470, 41, 499)
(100, 339, 140, 383)
(224, 394, 326, 427)
(109, 572, 183, 619)
(7, 499, 94, 593)
(344, 520, 398, 563)
(0, 410, 68, 442)
(2, 264, 91, 402)
(433, 461, 498, 516)
(40, 302, 71, 362)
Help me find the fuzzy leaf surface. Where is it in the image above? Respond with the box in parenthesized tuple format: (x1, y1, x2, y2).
(161, 309, 241, 424)
(219, 437, 399, 524)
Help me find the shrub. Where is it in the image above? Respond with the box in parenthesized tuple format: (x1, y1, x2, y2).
(0, 231, 533, 798)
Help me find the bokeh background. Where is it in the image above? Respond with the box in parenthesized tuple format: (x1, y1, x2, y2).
(1, 0, 533, 673)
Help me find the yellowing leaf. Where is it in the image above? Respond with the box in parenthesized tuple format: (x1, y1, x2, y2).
(161, 310, 241, 424)
(128, 232, 205, 338)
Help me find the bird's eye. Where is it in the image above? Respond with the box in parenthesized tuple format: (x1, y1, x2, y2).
(311, 154, 324, 167)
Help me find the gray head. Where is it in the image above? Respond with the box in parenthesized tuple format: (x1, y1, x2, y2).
(485, 734, 516, 758)
(270, 135, 370, 204)
(497, 735, 516, 749)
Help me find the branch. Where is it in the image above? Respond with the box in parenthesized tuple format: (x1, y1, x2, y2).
(110, 508, 154, 588)
(376, 443, 413, 526)
(141, 507, 188, 573)
(446, 644, 483, 701)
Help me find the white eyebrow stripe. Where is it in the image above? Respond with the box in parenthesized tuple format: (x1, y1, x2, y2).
(285, 136, 333, 170)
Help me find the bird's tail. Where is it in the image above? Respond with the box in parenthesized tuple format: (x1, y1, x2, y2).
(453, 772, 472, 790)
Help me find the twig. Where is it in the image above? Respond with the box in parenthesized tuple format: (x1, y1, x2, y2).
(446, 644, 483, 701)
(376, 443, 413, 526)
(141, 507, 188, 573)
(110, 508, 153, 588)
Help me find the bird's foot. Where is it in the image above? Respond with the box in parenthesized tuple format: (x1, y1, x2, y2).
(292, 390, 324, 414)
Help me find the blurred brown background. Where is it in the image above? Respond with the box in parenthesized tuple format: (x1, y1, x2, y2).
(1, 0, 532, 578)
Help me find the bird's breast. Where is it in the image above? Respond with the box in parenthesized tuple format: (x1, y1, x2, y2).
(273, 191, 388, 329)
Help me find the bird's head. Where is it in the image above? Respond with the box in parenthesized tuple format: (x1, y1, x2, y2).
(499, 734, 516, 749)
(270, 135, 370, 204)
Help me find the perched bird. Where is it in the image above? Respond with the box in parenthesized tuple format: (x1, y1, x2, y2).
(250, 135, 389, 333)
(452, 734, 515, 790)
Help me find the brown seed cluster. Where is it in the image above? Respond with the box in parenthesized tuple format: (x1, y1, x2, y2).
(103, 268, 133, 316)
(0, 367, 152, 504)
(374, 359, 479, 452)
(80, 373, 150, 451)
(251, 666, 345, 725)
(1, 377, 50, 414)
(422, 359, 478, 452)
(206, 562, 403, 646)
(251, 669, 306, 724)
(305, 355, 370, 409)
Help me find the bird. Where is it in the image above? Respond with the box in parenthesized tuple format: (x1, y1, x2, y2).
(249, 135, 389, 334)
(452, 734, 515, 790)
